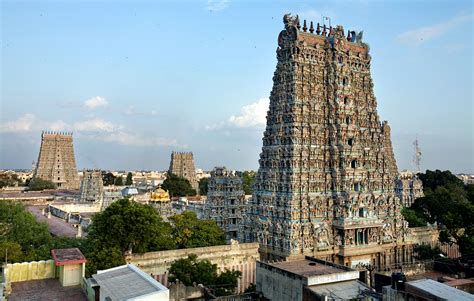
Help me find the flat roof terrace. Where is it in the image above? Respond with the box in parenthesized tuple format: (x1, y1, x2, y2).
(261, 256, 360, 286)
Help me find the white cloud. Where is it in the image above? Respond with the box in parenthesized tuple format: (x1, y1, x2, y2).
(0, 113, 36, 133)
(207, 0, 229, 12)
(84, 96, 108, 109)
(73, 118, 117, 132)
(228, 98, 269, 128)
(397, 13, 472, 46)
(49, 120, 70, 131)
(298, 9, 336, 23)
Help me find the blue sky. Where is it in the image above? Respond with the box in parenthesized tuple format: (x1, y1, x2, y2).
(1, 0, 472, 173)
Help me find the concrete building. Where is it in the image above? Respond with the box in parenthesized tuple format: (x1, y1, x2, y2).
(205, 167, 246, 241)
(256, 256, 373, 301)
(88, 264, 169, 301)
(382, 278, 474, 301)
(244, 14, 416, 269)
(33, 131, 80, 189)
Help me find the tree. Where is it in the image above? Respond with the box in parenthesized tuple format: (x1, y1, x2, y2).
(199, 178, 209, 195)
(125, 172, 133, 186)
(401, 207, 426, 227)
(169, 211, 225, 249)
(413, 244, 444, 260)
(0, 200, 53, 261)
(169, 254, 241, 296)
(87, 199, 176, 254)
(28, 178, 56, 191)
(406, 170, 474, 256)
(102, 172, 116, 186)
(114, 176, 124, 186)
(241, 171, 256, 195)
(0, 241, 24, 263)
(162, 173, 196, 197)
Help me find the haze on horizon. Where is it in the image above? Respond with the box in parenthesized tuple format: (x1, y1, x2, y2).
(1, 1, 473, 173)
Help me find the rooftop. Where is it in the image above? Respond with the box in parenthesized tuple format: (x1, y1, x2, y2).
(261, 256, 360, 286)
(8, 278, 87, 301)
(266, 256, 352, 278)
(405, 279, 474, 301)
(51, 248, 86, 266)
(93, 264, 168, 300)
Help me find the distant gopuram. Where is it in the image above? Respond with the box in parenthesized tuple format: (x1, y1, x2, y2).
(168, 151, 198, 192)
(33, 131, 80, 189)
(244, 14, 412, 268)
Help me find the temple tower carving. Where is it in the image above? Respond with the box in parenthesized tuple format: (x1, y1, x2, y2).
(80, 170, 104, 204)
(33, 131, 80, 189)
(244, 14, 412, 268)
(168, 151, 198, 192)
(205, 167, 246, 241)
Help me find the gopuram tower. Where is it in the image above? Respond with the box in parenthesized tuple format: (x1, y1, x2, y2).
(33, 131, 80, 189)
(244, 14, 412, 268)
(168, 151, 199, 192)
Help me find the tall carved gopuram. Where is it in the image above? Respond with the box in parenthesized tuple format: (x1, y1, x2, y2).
(169, 151, 198, 192)
(244, 14, 412, 268)
(33, 131, 80, 190)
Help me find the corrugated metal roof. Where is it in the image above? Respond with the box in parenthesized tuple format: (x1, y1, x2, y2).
(406, 279, 474, 301)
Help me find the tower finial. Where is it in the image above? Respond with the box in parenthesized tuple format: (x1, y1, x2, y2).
(297, 18, 301, 30)
(322, 24, 327, 36)
(316, 23, 321, 35)
(303, 20, 307, 32)
(347, 30, 351, 41)
(309, 21, 314, 33)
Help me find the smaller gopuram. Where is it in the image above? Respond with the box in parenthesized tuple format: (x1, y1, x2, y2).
(395, 170, 424, 207)
(80, 170, 104, 203)
(168, 151, 198, 192)
(205, 167, 246, 241)
(148, 186, 174, 220)
(33, 131, 80, 189)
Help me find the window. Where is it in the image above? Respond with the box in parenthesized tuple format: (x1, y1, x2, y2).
(344, 97, 348, 105)
(346, 117, 351, 124)
(354, 183, 359, 191)
(348, 138, 354, 146)
(343, 77, 348, 86)
(351, 160, 357, 168)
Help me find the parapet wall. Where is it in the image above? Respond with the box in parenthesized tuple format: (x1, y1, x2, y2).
(3, 260, 56, 287)
(127, 242, 259, 293)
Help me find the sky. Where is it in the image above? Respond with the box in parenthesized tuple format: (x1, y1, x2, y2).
(1, 0, 473, 173)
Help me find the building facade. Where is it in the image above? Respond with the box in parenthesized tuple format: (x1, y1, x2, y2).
(244, 14, 412, 268)
(33, 131, 80, 189)
(168, 151, 198, 192)
(80, 170, 104, 203)
(205, 167, 246, 241)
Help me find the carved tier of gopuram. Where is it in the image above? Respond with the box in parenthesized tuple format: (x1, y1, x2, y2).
(243, 14, 413, 269)
(33, 131, 80, 190)
(395, 170, 424, 207)
(205, 167, 246, 241)
(168, 151, 199, 193)
(80, 170, 104, 204)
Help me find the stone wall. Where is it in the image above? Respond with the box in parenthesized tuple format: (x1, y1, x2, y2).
(127, 243, 259, 293)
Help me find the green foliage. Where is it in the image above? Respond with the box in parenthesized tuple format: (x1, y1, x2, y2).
(0, 200, 53, 261)
(169, 254, 241, 296)
(125, 172, 133, 186)
(162, 173, 196, 197)
(407, 170, 474, 256)
(88, 199, 175, 254)
(413, 244, 444, 260)
(114, 176, 124, 186)
(84, 245, 126, 277)
(241, 170, 256, 195)
(169, 211, 225, 249)
(0, 241, 23, 263)
(199, 177, 209, 195)
(102, 172, 116, 186)
(401, 207, 426, 227)
(28, 178, 56, 191)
